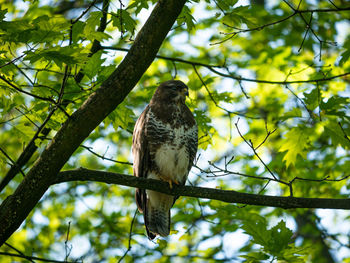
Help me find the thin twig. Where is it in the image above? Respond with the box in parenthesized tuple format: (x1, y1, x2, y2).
(71, 0, 98, 24)
(234, 118, 278, 181)
(0, 251, 79, 263)
(255, 123, 277, 150)
(80, 145, 133, 165)
(0, 54, 26, 69)
(338, 122, 350, 144)
(15, 108, 39, 129)
(0, 108, 56, 193)
(4, 242, 35, 263)
(0, 147, 26, 178)
(192, 65, 246, 117)
(12, 63, 35, 85)
(117, 208, 137, 263)
(298, 12, 313, 52)
(64, 221, 72, 262)
(223, 12, 297, 36)
(0, 75, 56, 104)
(285, 84, 314, 120)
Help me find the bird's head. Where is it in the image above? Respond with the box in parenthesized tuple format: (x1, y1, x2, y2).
(152, 80, 189, 104)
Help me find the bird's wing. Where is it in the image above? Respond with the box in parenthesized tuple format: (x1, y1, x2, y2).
(133, 105, 170, 239)
(132, 105, 150, 213)
(186, 123, 198, 179)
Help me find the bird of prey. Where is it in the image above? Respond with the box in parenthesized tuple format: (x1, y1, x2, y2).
(132, 80, 198, 239)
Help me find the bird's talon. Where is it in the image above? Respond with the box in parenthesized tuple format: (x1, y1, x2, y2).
(168, 180, 173, 189)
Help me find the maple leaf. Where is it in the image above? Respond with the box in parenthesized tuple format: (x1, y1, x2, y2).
(279, 126, 309, 167)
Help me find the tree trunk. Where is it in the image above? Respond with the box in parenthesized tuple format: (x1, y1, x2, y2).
(0, 0, 187, 246)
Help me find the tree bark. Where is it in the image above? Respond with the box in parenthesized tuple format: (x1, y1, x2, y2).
(54, 168, 350, 210)
(0, 0, 187, 246)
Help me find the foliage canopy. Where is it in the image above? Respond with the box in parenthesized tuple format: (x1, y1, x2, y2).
(0, 0, 349, 262)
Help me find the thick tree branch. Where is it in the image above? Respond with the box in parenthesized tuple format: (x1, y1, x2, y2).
(0, 0, 188, 246)
(55, 168, 350, 210)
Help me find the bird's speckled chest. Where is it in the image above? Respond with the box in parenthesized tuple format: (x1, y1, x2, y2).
(146, 106, 193, 145)
(146, 107, 196, 182)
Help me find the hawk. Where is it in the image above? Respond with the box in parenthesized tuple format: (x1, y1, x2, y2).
(132, 80, 198, 239)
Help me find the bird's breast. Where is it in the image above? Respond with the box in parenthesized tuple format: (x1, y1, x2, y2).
(153, 125, 194, 183)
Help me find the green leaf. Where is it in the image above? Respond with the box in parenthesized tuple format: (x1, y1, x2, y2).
(83, 12, 112, 41)
(238, 215, 296, 260)
(88, 31, 112, 42)
(71, 21, 85, 43)
(127, 0, 150, 15)
(157, 239, 168, 251)
(24, 46, 88, 68)
(112, 9, 137, 34)
(240, 252, 270, 261)
(84, 11, 101, 34)
(0, 20, 34, 43)
(193, 109, 213, 149)
(281, 244, 309, 262)
(223, 5, 256, 28)
(0, 15, 68, 44)
(339, 49, 350, 66)
(177, 5, 196, 31)
(281, 107, 302, 120)
(217, 0, 239, 11)
(108, 102, 135, 131)
(268, 220, 293, 253)
(320, 96, 349, 111)
(303, 87, 320, 111)
(0, 8, 7, 21)
(83, 50, 106, 79)
(238, 213, 269, 247)
(32, 15, 69, 43)
(324, 122, 350, 149)
(279, 126, 310, 167)
(319, 96, 349, 118)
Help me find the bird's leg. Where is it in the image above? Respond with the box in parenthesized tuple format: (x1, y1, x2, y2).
(164, 179, 179, 189)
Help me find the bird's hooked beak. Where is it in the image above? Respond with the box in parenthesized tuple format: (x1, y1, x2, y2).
(181, 87, 189, 97)
(175, 85, 189, 104)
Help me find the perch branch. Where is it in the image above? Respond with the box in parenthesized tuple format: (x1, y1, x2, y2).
(54, 168, 350, 210)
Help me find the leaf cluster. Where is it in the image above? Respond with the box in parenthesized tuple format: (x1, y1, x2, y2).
(0, 0, 350, 262)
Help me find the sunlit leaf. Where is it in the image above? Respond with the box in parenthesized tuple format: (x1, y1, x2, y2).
(279, 126, 310, 167)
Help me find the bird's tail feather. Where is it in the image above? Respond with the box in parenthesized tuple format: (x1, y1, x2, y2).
(146, 205, 170, 237)
(145, 199, 171, 238)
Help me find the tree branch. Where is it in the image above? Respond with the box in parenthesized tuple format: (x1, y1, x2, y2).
(101, 46, 350, 84)
(0, 0, 188, 246)
(54, 168, 350, 210)
(0, 0, 113, 194)
(74, 0, 110, 83)
(0, 110, 54, 193)
(0, 75, 56, 104)
(0, 251, 78, 263)
(79, 144, 133, 165)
